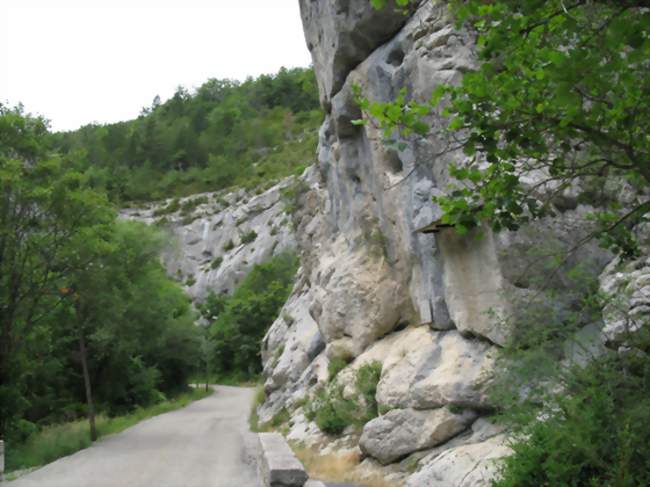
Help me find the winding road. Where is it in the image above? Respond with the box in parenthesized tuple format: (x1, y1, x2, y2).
(5, 386, 261, 487)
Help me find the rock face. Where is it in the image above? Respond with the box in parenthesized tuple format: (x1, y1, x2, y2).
(600, 254, 650, 345)
(360, 407, 477, 465)
(299, 0, 415, 109)
(121, 180, 296, 303)
(257, 1, 618, 485)
(405, 435, 512, 487)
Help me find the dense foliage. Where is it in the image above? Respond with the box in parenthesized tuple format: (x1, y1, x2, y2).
(493, 323, 650, 486)
(362, 0, 649, 257)
(52, 67, 321, 203)
(202, 253, 298, 380)
(306, 361, 382, 435)
(0, 105, 200, 445)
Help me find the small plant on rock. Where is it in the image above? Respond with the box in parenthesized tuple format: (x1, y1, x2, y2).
(210, 256, 223, 270)
(241, 230, 258, 244)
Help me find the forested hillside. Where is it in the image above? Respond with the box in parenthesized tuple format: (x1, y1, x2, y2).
(51, 67, 321, 203)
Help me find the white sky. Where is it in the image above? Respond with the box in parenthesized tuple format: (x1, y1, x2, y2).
(0, 0, 312, 131)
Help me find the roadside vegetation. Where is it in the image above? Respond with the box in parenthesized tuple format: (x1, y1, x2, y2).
(51, 67, 321, 203)
(305, 361, 382, 435)
(0, 105, 203, 460)
(198, 253, 299, 383)
(4, 388, 210, 474)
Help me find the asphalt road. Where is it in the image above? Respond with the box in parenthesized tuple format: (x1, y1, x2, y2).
(4, 385, 261, 487)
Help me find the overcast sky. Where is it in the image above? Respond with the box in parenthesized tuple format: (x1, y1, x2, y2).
(0, 0, 312, 131)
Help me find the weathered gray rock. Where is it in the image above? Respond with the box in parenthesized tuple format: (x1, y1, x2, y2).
(258, 433, 309, 487)
(259, 0, 622, 483)
(381, 330, 495, 410)
(405, 434, 512, 487)
(600, 255, 650, 345)
(120, 178, 296, 303)
(360, 407, 477, 465)
(334, 327, 495, 411)
(299, 0, 415, 109)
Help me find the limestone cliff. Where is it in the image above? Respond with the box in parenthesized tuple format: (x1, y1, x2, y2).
(258, 2, 621, 486)
(120, 180, 296, 304)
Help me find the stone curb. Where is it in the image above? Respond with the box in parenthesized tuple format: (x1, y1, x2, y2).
(258, 432, 309, 487)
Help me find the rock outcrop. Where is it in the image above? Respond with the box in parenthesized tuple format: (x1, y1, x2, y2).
(360, 407, 477, 465)
(121, 180, 296, 304)
(600, 252, 650, 346)
(258, 1, 618, 486)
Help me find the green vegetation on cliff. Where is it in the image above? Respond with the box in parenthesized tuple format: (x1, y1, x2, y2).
(51, 67, 321, 203)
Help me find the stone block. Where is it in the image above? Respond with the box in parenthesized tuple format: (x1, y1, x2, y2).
(258, 433, 309, 487)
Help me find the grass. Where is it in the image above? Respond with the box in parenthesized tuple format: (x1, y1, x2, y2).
(5, 388, 211, 473)
(291, 442, 402, 487)
(249, 384, 266, 432)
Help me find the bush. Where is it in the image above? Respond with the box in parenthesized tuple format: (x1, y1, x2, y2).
(355, 361, 382, 418)
(328, 356, 349, 382)
(494, 331, 650, 486)
(241, 229, 258, 244)
(210, 256, 223, 270)
(307, 361, 383, 435)
(308, 386, 354, 435)
(208, 253, 298, 378)
(281, 178, 310, 215)
(223, 240, 235, 251)
(153, 198, 180, 216)
(488, 256, 650, 486)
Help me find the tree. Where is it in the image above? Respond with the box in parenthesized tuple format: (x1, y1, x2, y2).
(361, 0, 649, 257)
(0, 105, 201, 444)
(0, 104, 115, 438)
(208, 253, 298, 378)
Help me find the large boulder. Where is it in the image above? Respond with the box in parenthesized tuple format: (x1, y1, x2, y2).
(360, 407, 477, 465)
(405, 435, 512, 487)
(375, 328, 494, 410)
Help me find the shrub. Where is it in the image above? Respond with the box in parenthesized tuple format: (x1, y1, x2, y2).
(355, 361, 382, 419)
(308, 386, 354, 435)
(179, 196, 208, 215)
(223, 240, 235, 251)
(328, 356, 349, 382)
(210, 256, 223, 270)
(281, 178, 310, 215)
(153, 198, 180, 216)
(494, 331, 650, 486)
(307, 361, 383, 435)
(488, 255, 650, 486)
(181, 214, 197, 225)
(241, 230, 258, 244)
(208, 253, 299, 378)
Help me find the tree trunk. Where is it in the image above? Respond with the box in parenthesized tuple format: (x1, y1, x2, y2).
(79, 332, 97, 442)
